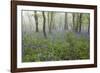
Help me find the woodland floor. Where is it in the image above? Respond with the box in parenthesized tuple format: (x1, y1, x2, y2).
(22, 31, 90, 62)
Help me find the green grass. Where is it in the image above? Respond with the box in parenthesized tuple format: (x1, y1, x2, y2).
(22, 32, 90, 62)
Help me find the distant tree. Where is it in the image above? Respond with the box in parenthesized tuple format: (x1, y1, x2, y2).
(75, 13, 80, 32)
(34, 11, 39, 32)
(42, 11, 47, 38)
(49, 12, 53, 33)
(75, 13, 83, 32)
(79, 13, 82, 32)
(64, 13, 68, 30)
(48, 12, 50, 28)
(73, 13, 83, 32)
(87, 14, 90, 33)
(72, 13, 75, 31)
(52, 13, 55, 29)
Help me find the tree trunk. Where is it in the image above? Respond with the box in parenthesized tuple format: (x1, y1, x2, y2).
(42, 11, 47, 38)
(64, 13, 68, 30)
(73, 13, 75, 31)
(76, 13, 79, 32)
(75, 14, 78, 32)
(49, 12, 53, 33)
(34, 11, 39, 32)
(88, 15, 90, 33)
(79, 13, 82, 32)
(48, 12, 50, 27)
(88, 23, 90, 33)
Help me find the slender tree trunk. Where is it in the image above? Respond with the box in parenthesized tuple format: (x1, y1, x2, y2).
(34, 11, 39, 32)
(79, 13, 82, 32)
(88, 15, 90, 33)
(88, 23, 90, 33)
(73, 13, 75, 31)
(42, 11, 47, 38)
(76, 20, 78, 32)
(76, 13, 79, 32)
(49, 12, 53, 33)
(51, 12, 55, 31)
(64, 13, 68, 30)
(48, 12, 50, 27)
